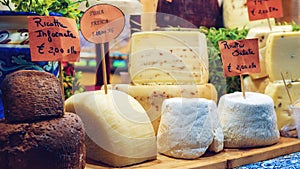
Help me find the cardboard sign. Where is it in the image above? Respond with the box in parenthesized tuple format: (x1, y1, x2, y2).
(218, 39, 260, 77)
(80, 4, 125, 44)
(28, 16, 80, 62)
(247, 0, 283, 21)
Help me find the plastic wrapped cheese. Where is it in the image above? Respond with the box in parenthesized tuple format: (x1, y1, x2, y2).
(265, 31, 300, 82)
(65, 90, 156, 167)
(129, 31, 209, 85)
(218, 92, 280, 148)
(112, 84, 218, 134)
(157, 98, 223, 159)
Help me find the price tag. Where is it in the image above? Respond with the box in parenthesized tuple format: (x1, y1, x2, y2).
(28, 16, 80, 62)
(218, 39, 260, 77)
(247, 0, 283, 21)
(80, 4, 125, 44)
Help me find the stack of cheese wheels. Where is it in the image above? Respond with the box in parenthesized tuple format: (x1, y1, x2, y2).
(157, 98, 223, 159)
(113, 31, 218, 134)
(244, 25, 292, 93)
(65, 90, 157, 167)
(218, 92, 280, 148)
(264, 31, 300, 132)
(0, 70, 85, 169)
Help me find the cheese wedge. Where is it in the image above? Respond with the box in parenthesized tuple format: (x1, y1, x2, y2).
(264, 81, 300, 130)
(246, 25, 293, 79)
(65, 90, 156, 167)
(265, 32, 300, 82)
(129, 31, 209, 85)
(244, 76, 269, 93)
(112, 84, 218, 134)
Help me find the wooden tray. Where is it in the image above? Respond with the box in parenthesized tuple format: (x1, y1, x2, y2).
(85, 137, 300, 169)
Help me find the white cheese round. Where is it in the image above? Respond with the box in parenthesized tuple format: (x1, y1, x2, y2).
(218, 92, 280, 148)
(157, 98, 223, 159)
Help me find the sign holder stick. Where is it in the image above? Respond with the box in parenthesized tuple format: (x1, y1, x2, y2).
(58, 61, 65, 102)
(101, 43, 108, 94)
(281, 72, 293, 104)
(240, 74, 246, 99)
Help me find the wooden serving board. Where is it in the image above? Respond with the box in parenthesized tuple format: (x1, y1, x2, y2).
(85, 137, 300, 169)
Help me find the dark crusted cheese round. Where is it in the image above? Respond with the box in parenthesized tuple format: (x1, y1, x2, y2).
(0, 113, 85, 169)
(1, 70, 64, 123)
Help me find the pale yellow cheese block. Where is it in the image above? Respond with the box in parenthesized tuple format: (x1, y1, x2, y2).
(246, 25, 292, 79)
(266, 32, 300, 82)
(246, 25, 292, 48)
(65, 90, 157, 167)
(250, 47, 268, 79)
(244, 76, 270, 93)
(264, 81, 300, 130)
(223, 0, 275, 29)
(129, 31, 209, 85)
(112, 84, 218, 134)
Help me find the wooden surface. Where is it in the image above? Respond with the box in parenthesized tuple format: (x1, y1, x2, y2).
(85, 137, 300, 169)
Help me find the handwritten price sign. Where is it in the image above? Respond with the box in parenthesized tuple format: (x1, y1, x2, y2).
(80, 4, 125, 44)
(28, 16, 80, 62)
(247, 0, 283, 21)
(218, 39, 260, 77)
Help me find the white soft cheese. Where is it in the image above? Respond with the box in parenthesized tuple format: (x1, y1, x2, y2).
(157, 98, 223, 159)
(218, 92, 280, 148)
(65, 90, 157, 167)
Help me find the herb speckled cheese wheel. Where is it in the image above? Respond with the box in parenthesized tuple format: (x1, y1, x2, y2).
(129, 31, 209, 85)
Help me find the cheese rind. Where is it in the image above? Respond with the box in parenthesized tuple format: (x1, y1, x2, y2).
(129, 31, 209, 85)
(218, 92, 280, 148)
(112, 84, 218, 134)
(65, 90, 157, 167)
(265, 32, 300, 82)
(264, 81, 300, 130)
(157, 98, 223, 159)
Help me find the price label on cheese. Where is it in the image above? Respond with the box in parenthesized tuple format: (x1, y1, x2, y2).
(80, 4, 125, 44)
(28, 16, 80, 62)
(218, 39, 260, 77)
(247, 0, 283, 21)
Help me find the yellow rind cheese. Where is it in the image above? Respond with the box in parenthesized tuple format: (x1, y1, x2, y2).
(264, 81, 300, 130)
(266, 32, 300, 82)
